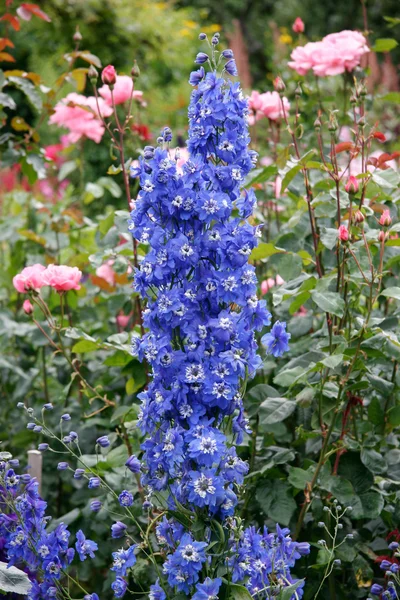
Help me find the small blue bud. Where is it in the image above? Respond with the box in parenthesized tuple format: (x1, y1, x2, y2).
(38, 443, 49, 451)
(74, 468, 85, 479)
(195, 52, 209, 64)
(96, 435, 110, 448)
(90, 500, 102, 512)
(57, 462, 69, 471)
(61, 413, 71, 421)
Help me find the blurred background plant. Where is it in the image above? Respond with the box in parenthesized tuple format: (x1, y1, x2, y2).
(1, 0, 400, 598)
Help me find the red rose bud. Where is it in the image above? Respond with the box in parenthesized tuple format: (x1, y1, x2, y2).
(379, 209, 392, 227)
(353, 210, 365, 224)
(338, 225, 349, 242)
(292, 17, 305, 33)
(379, 230, 389, 243)
(101, 65, 117, 87)
(345, 176, 359, 194)
(23, 299, 33, 315)
(273, 76, 285, 92)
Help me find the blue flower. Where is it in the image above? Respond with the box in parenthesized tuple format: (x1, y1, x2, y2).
(192, 577, 222, 600)
(125, 455, 141, 473)
(111, 521, 127, 539)
(75, 530, 98, 561)
(111, 545, 137, 576)
(261, 320, 291, 357)
(118, 490, 134, 507)
(111, 576, 128, 598)
(149, 579, 166, 600)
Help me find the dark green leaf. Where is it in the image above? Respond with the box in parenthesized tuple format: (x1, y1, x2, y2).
(361, 448, 387, 474)
(256, 480, 297, 525)
(312, 291, 345, 318)
(259, 398, 296, 424)
(228, 584, 253, 600)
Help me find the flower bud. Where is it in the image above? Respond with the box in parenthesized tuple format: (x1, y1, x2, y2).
(90, 500, 102, 512)
(195, 52, 209, 64)
(357, 116, 366, 127)
(350, 95, 357, 105)
(73, 28, 82, 43)
(111, 521, 127, 539)
(292, 17, 305, 33)
(338, 225, 349, 242)
(211, 35, 219, 46)
(379, 209, 392, 227)
(23, 299, 33, 315)
(198, 33, 207, 41)
(273, 76, 285, 92)
(314, 117, 322, 130)
(101, 65, 117, 87)
(295, 84, 302, 97)
(353, 210, 365, 224)
(125, 455, 141, 473)
(88, 65, 98, 84)
(328, 112, 338, 132)
(131, 60, 140, 79)
(222, 49, 234, 59)
(38, 443, 49, 451)
(57, 462, 69, 471)
(96, 435, 110, 448)
(379, 230, 389, 242)
(74, 468, 85, 479)
(345, 176, 359, 195)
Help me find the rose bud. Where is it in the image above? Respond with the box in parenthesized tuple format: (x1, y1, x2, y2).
(338, 225, 349, 242)
(345, 176, 359, 195)
(379, 230, 389, 242)
(379, 209, 392, 227)
(23, 299, 33, 315)
(101, 65, 117, 87)
(292, 17, 305, 33)
(273, 76, 285, 92)
(353, 210, 365, 224)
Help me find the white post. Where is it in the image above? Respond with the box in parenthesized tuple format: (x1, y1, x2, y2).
(27, 450, 43, 495)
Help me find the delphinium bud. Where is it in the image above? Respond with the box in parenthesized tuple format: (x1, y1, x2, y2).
(379, 209, 392, 227)
(101, 65, 117, 87)
(131, 60, 140, 79)
(43, 403, 53, 410)
(273, 76, 286, 92)
(88, 477, 100, 489)
(57, 462, 69, 471)
(143, 146, 155, 160)
(74, 468, 85, 479)
(17, 402, 25, 409)
(38, 443, 49, 451)
(61, 413, 71, 421)
(96, 435, 110, 448)
(222, 49, 234, 59)
(199, 32, 207, 40)
(90, 500, 102, 512)
(345, 175, 359, 194)
(111, 521, 127, 539)
(9, 459, 19, 467)
(88, 65, 98, 84)
(20, 474, 31, 483)
(211, 32, 220, 45)
(224, 59, 238, 76)
(161, 127, 172, 143)
(26, 421, 36, 429)
(33, 425, 42, 433)
(195, 52, 209, 64)
(125, 455, 141, 473)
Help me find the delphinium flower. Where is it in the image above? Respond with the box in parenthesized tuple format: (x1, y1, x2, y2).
(369, 538, 400, 599)
(0, 455, 97, 600)
(126, 33, 300, 599)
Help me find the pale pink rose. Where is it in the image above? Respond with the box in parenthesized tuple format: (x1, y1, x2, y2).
(96, 261, 116, 286)
(101, 65, 117, 86)
(338, 225, 349, 241)
(116, 313, 131, 328)
(43, 264, 82, 291)
(248, 91, 290, 122)
(289, 31, 369, 77)
(261, 275, 285, 295)
(379, 210, 392, 227)
(292, 17, 305, 33)
(49, 93, 113, 144)
(13, 264, 46, 293)
(99, 75, 144, 106)
(23, 299, 34, 315)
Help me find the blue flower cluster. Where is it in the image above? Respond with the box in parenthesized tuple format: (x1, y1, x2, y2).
(0, 459, 98, 600)
(229, 524, 310, 598)
(370, 538, 400, 599)
(129, 51, 273, 520)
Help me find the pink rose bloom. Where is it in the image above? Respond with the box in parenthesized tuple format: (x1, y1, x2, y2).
(96, 261, 116, 286)
(49, 93, 113, 144)
(261, 275, 284, 295)
(13, 264, 46, 293)
(292, 17, 305, 33)
(99, 76, 144, 106)
(248, 91, 290, 122)
(116, 313, 131, 328)
(289, 30, 369, 77)
(43, 264, 82, 291)
(338, 225, 349, 242)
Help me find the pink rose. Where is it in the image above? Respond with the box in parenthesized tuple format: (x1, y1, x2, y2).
(379, 210, 392, 227)
(116, 313, 131, 328)
(248, 91, 290, 122)
(49, 93, 113, 144)
(96, 261, 116, 286)
(292, 17, 305, 33)
(101, 65, 117, 86)
(99, 75, 144, 107)
(338, 225, 349, 242)
(261, 275, 284, 295)
(13, 264, 46, 293)
(345, 176, 359, 194)
(43, 264, 82, 291)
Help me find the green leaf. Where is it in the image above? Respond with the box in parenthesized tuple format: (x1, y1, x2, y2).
(368, 397, 384, 426)
(381, 287, 400, 300)
(366, 373, 394, 395)
(338, 452, 374, 494)
(7, 76, 42, 111)
(381, 92, 400, 103)
(58, 160, 77, 181)
(245, 164, 278, 186)
(353, 492, 384, 519)
(278, 580, 305, 600)
(388, 406, 400, 427)
(250, 242, 281, 261)
(320, 227, 338, 250)
(256, 480, 297, 525)
(312, 291, 345, 317)
(72, 340, 99, 353)
(0, 562, 31, 595)
(281, 163, 302, 192)
(99, 211, 115, 237)
(259, 398, 296, 424)
(228, 584, 253, 600)
(372, 38, 398, 52)
(361, 448, 387, 474)
(0, 92, 16, 110)
(288, 466, 313, 489)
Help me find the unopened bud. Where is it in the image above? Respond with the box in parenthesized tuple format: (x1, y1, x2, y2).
(350, 95, 357, 105)
(314, 117, 322, 130)
(338, 225, 349, 242)
(131, 60, 140, 79)
(359, 84, 367, 97)
(199, 33, 207, 41)
(345, 175, 359, 195)
(328, 112, 338, 132)
(101, 65, 117, 87)
(379, 230, 389, 243)
(273, 76, 285, 92)
(88, 65, 98, 84)
(73, 28, 82, 43)
(23, 299, 33, 315)
(358, 116, 366, 127)
(379, 209, 392, 227)
(353, 210, 365, 224)
(295, 84, 302, 97)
